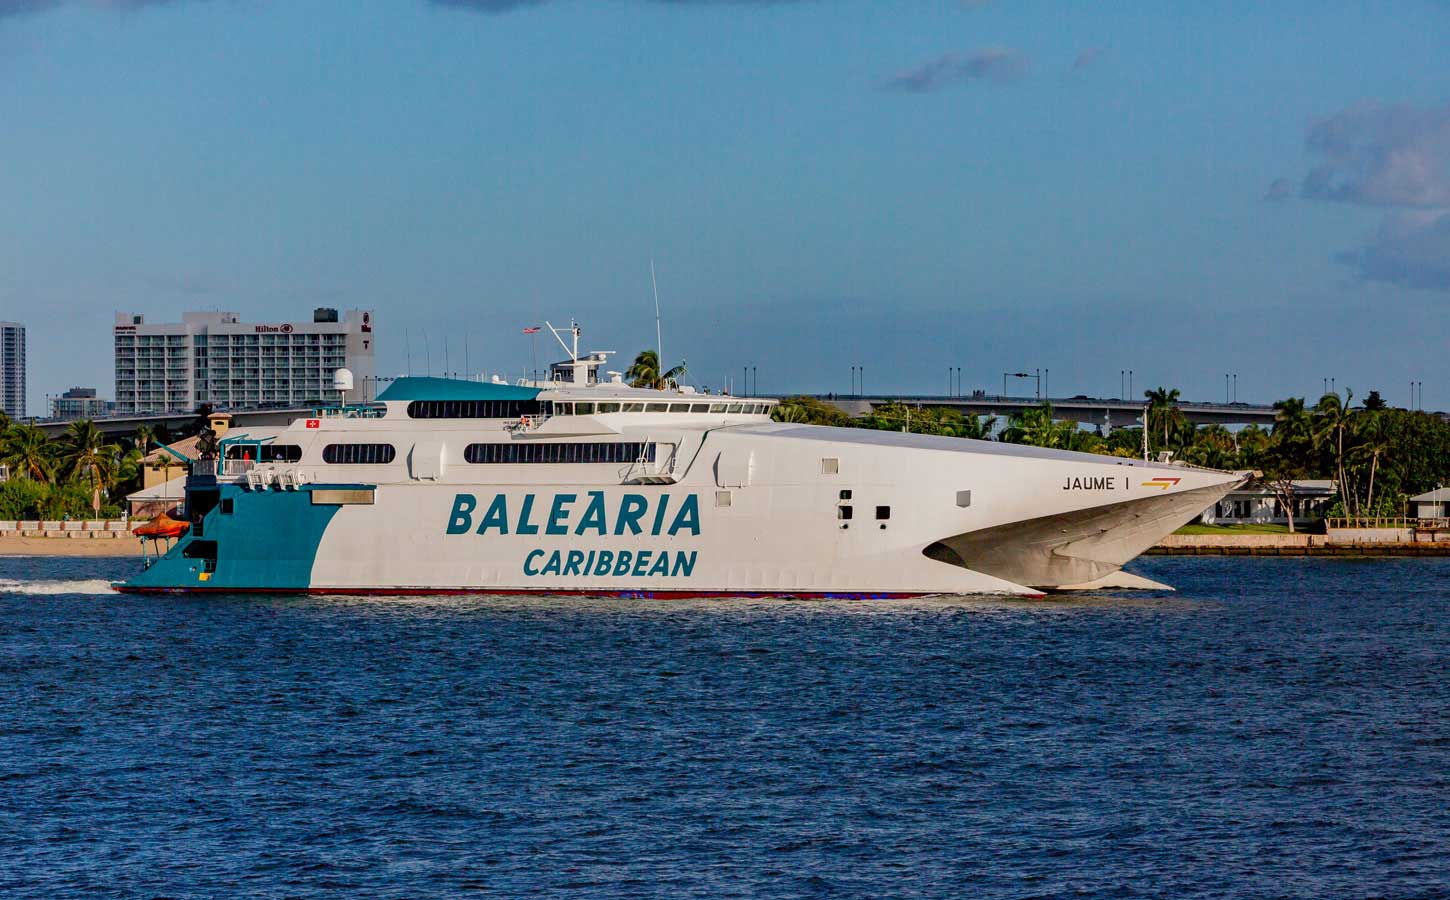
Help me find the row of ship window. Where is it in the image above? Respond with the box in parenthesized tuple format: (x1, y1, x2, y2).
(229, 442, 655, 465)
(403, 399, 771, 419)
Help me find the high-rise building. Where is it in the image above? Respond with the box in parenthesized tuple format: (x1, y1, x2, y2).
(0, 322, 25, 419)
(51, 387, 113, 421)
(113, 308, 375, 414)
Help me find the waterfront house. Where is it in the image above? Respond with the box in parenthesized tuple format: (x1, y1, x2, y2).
(1409, 488, 1450, 521)
(1198, 479, 1336, 526)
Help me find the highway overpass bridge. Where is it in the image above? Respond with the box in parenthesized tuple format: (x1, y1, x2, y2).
(33, 393, 1280, 440)
(34, 407, 313, 440)
(803, 394, 1280, 428)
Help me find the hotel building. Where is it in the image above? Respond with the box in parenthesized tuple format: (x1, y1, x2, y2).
(51, 387, 113, 421)
(113, 308, 375, 414)
(0, 322, 25, 419)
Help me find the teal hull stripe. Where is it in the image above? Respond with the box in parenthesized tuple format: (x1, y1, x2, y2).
(122, 484, 344, 591)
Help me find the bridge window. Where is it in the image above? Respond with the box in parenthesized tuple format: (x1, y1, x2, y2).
(464, 442, 654, 465)
(322, 443, 397, 465)
(263, 444, 302, 463)
(406, 399, 550, 419)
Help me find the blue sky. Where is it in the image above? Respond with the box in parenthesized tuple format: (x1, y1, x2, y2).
(1, 0, 1448, 414)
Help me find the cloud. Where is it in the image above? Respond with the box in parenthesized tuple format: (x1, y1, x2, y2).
(1284, 102, 1450, 290)
(882, 47, 1028, 93)
(1264, 177, 1293, 202)
(1072, 47, 1105, 70)
(1300, 102, 1450, 208)
(1335, 212, 1450, 291)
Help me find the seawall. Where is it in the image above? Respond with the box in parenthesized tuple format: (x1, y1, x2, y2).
(1151, 532, 1450, 556)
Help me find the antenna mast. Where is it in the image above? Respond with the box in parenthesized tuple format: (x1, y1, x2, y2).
(651, 260, 663, 376)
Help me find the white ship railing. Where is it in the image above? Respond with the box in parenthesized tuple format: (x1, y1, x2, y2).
(620, 442, 677, 484)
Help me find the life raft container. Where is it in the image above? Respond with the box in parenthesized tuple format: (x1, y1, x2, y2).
(133, 514, 190, 540)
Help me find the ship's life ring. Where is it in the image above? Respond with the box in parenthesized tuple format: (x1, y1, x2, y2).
(520, 416, 533, 429)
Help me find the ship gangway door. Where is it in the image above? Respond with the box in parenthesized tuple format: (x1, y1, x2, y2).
(714, 449, 754, 488)
(409, 441, 446, 481)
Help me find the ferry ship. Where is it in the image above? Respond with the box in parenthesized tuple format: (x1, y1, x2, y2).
(118, 328, 1243, 598)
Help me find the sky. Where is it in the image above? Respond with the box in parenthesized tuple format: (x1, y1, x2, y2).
(1, 0, 1448, 415)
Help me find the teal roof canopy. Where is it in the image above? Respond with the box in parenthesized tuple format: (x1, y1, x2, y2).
(376, 377, 541, 402)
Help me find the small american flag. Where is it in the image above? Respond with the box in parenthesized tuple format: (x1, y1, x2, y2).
(522, 326, 540, 335)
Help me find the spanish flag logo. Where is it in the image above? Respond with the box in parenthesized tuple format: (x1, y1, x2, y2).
(1141, 476, 1182, 490)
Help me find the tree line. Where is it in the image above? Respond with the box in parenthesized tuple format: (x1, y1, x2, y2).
(0, 415, 174, 520)
(772, 388, 1450, 524)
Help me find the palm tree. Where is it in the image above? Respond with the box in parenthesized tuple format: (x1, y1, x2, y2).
(1351, 410, 1393, 516)
(1144, 387, 1184, 452)
(625, 350, 686, 390)
(1001, 403, 1074, 449)
(954, 413, 996, 441)
(56, 420, 121, 515)
(1182, 423, 1237, 470)
(2, 424, 54, 482)
(133, 424, 156, 455)
(1313, 390, 1355, 515)
(1265, 397, 1314, 533)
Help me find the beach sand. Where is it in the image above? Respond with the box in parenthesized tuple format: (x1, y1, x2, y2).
(0, 536, 142, 557)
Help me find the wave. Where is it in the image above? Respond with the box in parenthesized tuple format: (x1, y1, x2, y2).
(0, 578, 117, 596)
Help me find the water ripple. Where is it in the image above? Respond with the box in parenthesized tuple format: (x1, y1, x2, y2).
(0, 556, 1447, 898)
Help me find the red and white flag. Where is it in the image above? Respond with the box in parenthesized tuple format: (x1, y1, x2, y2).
(305, 419, 321, 429)
(522, 326, 541, 335)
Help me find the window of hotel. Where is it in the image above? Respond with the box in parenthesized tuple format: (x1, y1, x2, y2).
(464, 442, 654, 465)
(406, 399, 550, 419)
(322, 443, 397, 465)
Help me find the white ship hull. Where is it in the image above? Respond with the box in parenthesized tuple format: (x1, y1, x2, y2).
(119, 378, 1242, 598)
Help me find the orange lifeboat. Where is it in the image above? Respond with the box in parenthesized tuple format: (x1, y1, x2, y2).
(133, 514, 190, 540)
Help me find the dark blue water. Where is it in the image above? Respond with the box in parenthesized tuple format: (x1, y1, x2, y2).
(1, 556, 1447, 899)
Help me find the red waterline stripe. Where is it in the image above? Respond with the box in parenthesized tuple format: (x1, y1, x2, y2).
(110, 585, 1045, 600)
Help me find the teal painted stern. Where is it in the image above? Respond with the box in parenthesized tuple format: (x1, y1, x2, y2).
(117, 484, 346, 592)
